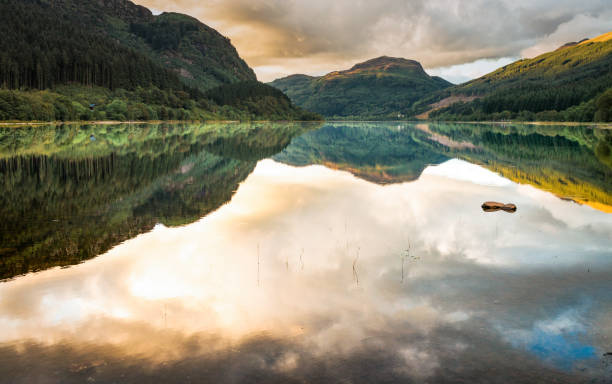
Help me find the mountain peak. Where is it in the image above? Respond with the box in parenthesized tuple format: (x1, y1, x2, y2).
(349, 56, 424, 72)
(75, 0, 153, 22)
(556, 38, 588, 51)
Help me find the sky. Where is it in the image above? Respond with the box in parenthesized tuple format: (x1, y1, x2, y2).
(134, 0, 612, 83)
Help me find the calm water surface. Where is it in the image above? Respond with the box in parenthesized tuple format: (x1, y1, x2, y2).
(0, 122, 611, 383)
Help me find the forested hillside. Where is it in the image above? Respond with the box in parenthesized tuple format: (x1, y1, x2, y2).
(0, 1, 190, 92)
(0, 0, 318, 121)
(269, 57, 452, 119)
(419, 33, 612, 122)
(127, 12, 256, 90)
(29, 0, 256, 91)
(0, 83, 321, 122)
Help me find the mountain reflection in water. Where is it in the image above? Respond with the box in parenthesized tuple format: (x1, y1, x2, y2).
(0, 122, 611, 383)
(275, 122, 612, 211)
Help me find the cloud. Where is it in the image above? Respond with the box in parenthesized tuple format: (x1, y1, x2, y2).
(134, 0, 612, 81)
(521, 12, 612, 58)
(427, 57, 518, 84)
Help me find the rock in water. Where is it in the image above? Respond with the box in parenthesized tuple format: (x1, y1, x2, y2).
(482, 202, 517, 213)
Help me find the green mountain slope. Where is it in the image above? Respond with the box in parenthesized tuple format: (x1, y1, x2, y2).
(37, 0, 256, 91)
(0, 0, 317, 121)
(0, 0, 188, 92)
(269, 56, 452, 119)
(128, 12, 256, 91)
(420, 32, 612, 122)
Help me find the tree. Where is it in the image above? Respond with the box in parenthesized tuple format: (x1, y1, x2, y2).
(595, 89, 612, 122)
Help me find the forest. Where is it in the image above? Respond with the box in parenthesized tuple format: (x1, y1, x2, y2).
(0, 1, 191, 92)
(0, 82, 321, 122)
(0, 0, 318, 122)
(422, 38, 612, 122)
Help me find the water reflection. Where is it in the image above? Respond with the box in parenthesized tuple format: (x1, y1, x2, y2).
(275, 122, 612, 212)
(0, 122, 315, 279)
(1, 156, 611, 383)
(0, 122, 611, 383)
(273, 122, 449, 183)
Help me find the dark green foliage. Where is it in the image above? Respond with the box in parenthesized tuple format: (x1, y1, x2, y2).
(427, 37, 612, 122)
(130, 17, 199, 51)
(125, 12, 256, 90)
(206, 82, 322, 121)
(269, 57, 452, 119)
(595, 88, 612, 122)
(0, 0, 309, 121)
(29, 0, 256, 91)
(207, 81, 289, 106)
(0, 0, 188, 92)
(0, 86, 201, 121)
(0, 85, 321, 122)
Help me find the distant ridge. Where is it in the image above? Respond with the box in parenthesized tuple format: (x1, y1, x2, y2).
(268, 56, 451, 119)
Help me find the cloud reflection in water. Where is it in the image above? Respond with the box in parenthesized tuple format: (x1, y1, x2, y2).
(0, 159, 611, 383)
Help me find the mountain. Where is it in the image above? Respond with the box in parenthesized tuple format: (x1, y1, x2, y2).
(268, 56, 452, 119)
(0, 0, 319, 121)
(418, 31, 612, 122)
(129, 12, 255, 90)
(3, 0, 255, 91)
(103, 5, 256, 91)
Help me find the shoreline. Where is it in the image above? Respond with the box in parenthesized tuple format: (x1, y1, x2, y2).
(0, 119, 323, 127)
(0, 119, 610, 129)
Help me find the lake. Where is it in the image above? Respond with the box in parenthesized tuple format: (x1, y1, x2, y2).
(0, 121, 611, 383)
